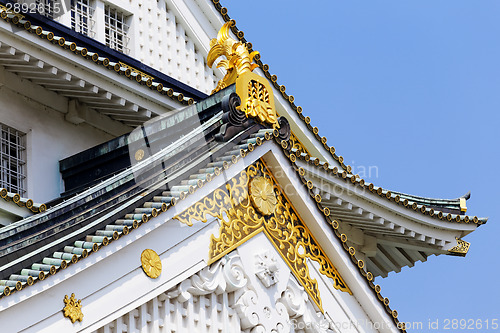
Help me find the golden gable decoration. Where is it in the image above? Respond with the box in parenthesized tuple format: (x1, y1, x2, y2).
(173, 159, 351, 312)
(62, 293, 84, 324)
(448, 238, 470, 257)
(249, 176, 277, 215)
(141, 249, 162, 279)
(208, 22, 278, 129)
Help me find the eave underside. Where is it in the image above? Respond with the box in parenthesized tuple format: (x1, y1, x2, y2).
(297, 160, 478, 277)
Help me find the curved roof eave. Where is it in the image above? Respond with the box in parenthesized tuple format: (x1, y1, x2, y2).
(205, 2, 487, 229)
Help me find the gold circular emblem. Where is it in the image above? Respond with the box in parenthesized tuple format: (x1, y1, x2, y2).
(135, 149, 145, 161)
(141, 249, 162, 279)
(249, 177, 277, 216)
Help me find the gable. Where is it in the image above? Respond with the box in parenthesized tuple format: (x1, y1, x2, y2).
(0, 3, 487, 332)
(0, 141, 401, 332)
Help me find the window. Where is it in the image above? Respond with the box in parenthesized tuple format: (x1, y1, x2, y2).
(71, 0, 95, 38)
(0, 124, 26, 196)
(35, 0, 58, 19)
(104, 5, 130, 54)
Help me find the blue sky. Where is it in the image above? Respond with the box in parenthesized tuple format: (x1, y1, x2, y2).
(222, 1, 499, 331)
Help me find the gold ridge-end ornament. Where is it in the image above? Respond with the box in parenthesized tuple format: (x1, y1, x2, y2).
(208, 21, 259, 94)
(63, 293, 84, 324)
(141, 249, 162, 278)
(208, 22, 278, 130)
(249, 176, 277, 216)
(236, 71, 278, 129)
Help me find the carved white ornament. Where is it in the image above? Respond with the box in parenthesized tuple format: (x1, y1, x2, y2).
(94, 251, 334, 333)
(167, 253, 247, 302)
(279, 278, 334, 333)
(255, 250, 279, 288)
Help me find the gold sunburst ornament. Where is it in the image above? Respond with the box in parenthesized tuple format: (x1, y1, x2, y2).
(63, 293, 84, 323)
(249, 177, 277, 216)
(141, 249, 162, 278)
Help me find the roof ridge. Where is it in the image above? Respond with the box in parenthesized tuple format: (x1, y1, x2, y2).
(207, 2, 486, 227)
(389, 189, 464, 203)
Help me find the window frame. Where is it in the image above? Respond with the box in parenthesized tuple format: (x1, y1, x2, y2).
(104, 4, 130, 55)
(0, 123, 27, 196)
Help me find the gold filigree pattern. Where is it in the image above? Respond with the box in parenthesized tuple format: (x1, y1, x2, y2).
(448, 238, 470, 257)
(208, 22, 259, 94)
(141, 249, 162, 278)
(174, 160, 351, 312)
(63, 293, 83, 323)
(289, 132, 310, 156)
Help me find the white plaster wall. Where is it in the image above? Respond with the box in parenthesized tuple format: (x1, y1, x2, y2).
(57, 0, 223, 94)
(0, 87, 114, 203)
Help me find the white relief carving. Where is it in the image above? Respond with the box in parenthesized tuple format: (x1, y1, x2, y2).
(94, 248, 338, 333)
(279, 278, 334, 333)
(233, 289, 260, 329)
(167, 253, 247, 302)
(255, 250, 279, 288)
(233, 289, 291, 333)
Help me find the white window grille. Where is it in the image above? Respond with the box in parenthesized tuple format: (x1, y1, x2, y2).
(71, 0, 95, 37)
(0, 124, 26, 196)
(104, 5, 130, 54)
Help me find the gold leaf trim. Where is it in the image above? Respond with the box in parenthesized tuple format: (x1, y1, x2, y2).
(448, 238, 470, 257)
(289, 132, 310, 156)
(118, 62, 155, 81)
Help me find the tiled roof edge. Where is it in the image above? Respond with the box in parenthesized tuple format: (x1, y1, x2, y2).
(208, 1, 486, 227)
(273, 134, 408, 332)
(208, 1, 352, 173)
(0, 3, 204, 105)
(0, 131, 407, 331)
(292, 151, 487, 225)
(0, 130, 268, 299)
(0, 189, 46, 214)
(0, 131, 408, 330)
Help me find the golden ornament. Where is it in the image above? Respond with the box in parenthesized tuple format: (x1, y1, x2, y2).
(207, 22, 259, 94)
(63, 293, 84, 323)
(249, 176, 277, 216)
(141, 249, 162, 279)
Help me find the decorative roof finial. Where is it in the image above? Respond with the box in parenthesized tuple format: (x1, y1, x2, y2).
(208, 22, 259, 94)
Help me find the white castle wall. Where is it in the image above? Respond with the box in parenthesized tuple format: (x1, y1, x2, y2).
(0, 84, 114, 203)
(57, 0, 222, 95)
